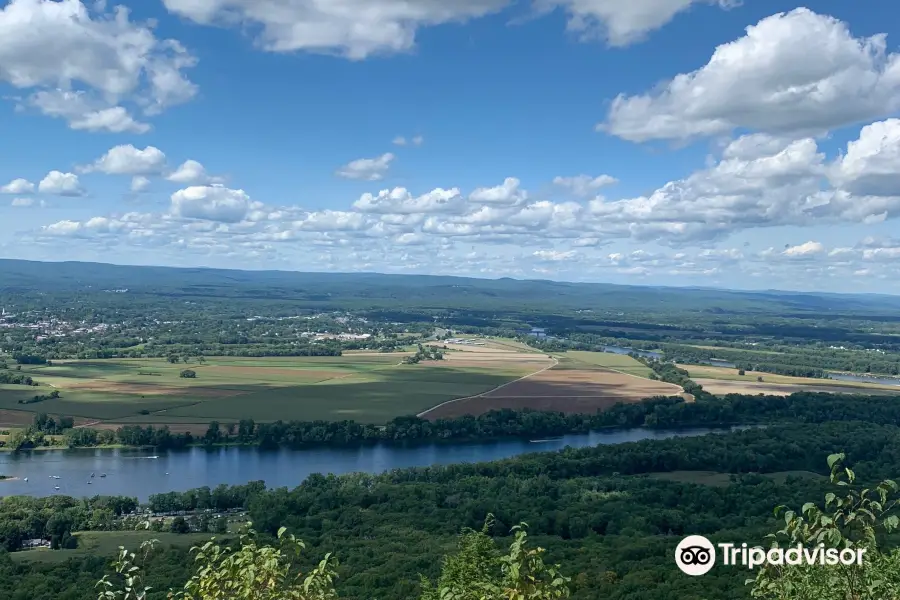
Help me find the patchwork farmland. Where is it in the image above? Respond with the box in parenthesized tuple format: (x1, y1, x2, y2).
(419, 349, 685, 419)
(0, 344, 688, 428)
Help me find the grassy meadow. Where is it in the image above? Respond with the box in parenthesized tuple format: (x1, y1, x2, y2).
(9, 531, 221, 564)
(0, 352, 540, 426)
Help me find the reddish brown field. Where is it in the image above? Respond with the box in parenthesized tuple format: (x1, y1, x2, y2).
(423, 368, 683, 419)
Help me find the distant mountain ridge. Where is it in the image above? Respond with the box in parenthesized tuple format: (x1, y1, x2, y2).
(1, 257, 899, 315)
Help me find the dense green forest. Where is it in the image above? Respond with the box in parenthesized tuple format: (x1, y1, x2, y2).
(5, 392, 900, 598)
(2, 420, 899, 599)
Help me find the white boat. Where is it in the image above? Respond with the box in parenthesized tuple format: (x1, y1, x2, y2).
(54, 486, 60, 490)
(100, 473, 107, 477)
(23, 477, 28, 482)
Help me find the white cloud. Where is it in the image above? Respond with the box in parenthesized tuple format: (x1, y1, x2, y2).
(160, 0, 730, 59)
(469, 177, 527, 205)
(83, 145, 167, 175)
(603, 8, 900, 142)
(10, 197, 36, 207)
(533, 249, 578, 261)
(42, 220, 82, 235)
(412, 135, 424, 146)
(297, 210, 369, 231)
(783, 241, 825, 257)
(1, 178, 35, 194)
(336, 153, 395, 181)
(392, 136, 407, 146)
(131, 176, 151, 193)
(29, 90, 152, 133)
(553, 174, 617, 196)
(166, 160, 222, 185)
(160, 0, 509, 59)
(0, 0, 198, 131)
(38, 171, 84, 196)
(354, 187, 464, 214)
(170, 185, 250, 223)
(536, 0, 732, 47)
(831, 118, 900, 196)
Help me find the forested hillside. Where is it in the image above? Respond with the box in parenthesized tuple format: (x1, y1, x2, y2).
(5, 393, 900, 599)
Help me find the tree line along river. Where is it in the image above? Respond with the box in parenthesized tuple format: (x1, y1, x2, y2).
(0, 427, 735, 501)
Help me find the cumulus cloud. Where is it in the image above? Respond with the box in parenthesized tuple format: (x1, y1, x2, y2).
(468, 177, 528, 205)
(1, 178, 34, 194)
(38, 171, 84, 196)
(831, 118, 900, 196)
(131, 176, 151, 193)
(160, 0, 730, 59)
(161, 0, 508, 59)
(166, 160, 222, 185)
(170, 185, 250, 223)
(24, 113, 900, 288)
(29, 90, 151, 134)
(82, 145, 167, 175)
(603, 8, 900, 142)
(553, 174, 617, 196)
(783, 241, 825, 257)
(0, 0, 198, 131)
(535, 0, 733, 47)
(10, 197, 36, 207)
(336, 153, 395, 181)
(354, 187, 465, 214)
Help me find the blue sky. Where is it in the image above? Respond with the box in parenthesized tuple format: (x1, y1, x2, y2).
(1, 0, 900, 293)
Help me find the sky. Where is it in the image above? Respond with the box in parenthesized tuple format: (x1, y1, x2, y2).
(1, 0, 900, 293)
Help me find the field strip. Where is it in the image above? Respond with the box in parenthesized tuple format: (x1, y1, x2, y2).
(599, 364, 683, 392)
(563, 355, 686, 394)
(416, 358, 558, 418)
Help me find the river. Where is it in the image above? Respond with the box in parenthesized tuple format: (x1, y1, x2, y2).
(1, 427, 734, 501)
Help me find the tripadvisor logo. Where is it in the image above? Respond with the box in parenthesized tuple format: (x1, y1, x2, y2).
(675, 535, 866, 576)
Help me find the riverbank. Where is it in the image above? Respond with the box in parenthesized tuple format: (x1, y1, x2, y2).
(0, 427, 736, 500)
(3, 424, 751, 454)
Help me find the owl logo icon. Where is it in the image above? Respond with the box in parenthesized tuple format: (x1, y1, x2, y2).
(675, 535, 716, 576)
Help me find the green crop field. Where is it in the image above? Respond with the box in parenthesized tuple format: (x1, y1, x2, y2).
(0, 353, 541, 425)
(10, 531, 222, 564)
(551, 351, 653, 378)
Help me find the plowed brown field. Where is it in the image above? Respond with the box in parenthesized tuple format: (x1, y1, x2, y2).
(422, 367, 684, 419)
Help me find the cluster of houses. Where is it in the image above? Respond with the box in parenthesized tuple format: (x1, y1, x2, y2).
(0, 308, 112, 342)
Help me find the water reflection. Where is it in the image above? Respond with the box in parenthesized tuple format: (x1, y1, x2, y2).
(0, 427, 734, 500)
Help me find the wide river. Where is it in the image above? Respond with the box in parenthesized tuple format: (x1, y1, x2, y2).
(1, 427, 731, 501)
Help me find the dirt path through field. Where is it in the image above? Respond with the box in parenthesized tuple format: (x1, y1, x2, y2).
(416, 357, 558, 418)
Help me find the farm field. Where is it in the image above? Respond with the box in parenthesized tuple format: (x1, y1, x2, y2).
(10, 531, 221, 564)
(554, 351, 654, 378)
(421, 359, 684, 419)
(0, 351, 546, 426)
(683, 364, 900, 396)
